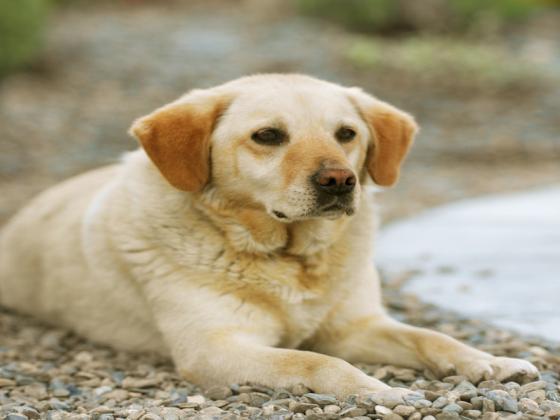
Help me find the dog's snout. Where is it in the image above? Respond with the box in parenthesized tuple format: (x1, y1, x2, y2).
(313, 168, 356, 196)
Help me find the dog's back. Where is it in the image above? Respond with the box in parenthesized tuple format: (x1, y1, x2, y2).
(0, 166, 117, 315)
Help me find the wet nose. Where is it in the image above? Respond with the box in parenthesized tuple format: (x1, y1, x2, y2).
(313, 168, 356, 196)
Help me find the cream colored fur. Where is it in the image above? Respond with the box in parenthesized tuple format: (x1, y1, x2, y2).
(0, 75, 538, 398)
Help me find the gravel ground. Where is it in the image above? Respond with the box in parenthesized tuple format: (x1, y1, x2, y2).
(1, 287, 559, 419)
(1, 2, 560, 419)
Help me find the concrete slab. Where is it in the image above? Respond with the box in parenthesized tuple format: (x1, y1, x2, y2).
(376, 186, 560, 341)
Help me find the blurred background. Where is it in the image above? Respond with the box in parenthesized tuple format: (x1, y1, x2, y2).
(1, 0, 559, 224)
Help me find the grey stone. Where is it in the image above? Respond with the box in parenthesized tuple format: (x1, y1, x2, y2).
(49, 400, 70, 411)
(435, 413, 460, 420)
(478, 381, 503, 391)
(303, 414, 325, 420)
(374, 405, 392, 415)
(205, 386, 232, 400)
(0, 379, 16, 387)
(540, 400, 560, 417)
(471, 397, 484, 410)
(338, 406, 367, 417)
(483, 398, 498, 413)
(442, 376, 468, 385)
(288, 402, 317, 414)
(303, 393, 338, 406)
(518, 398, 543, 416)
(462, 409, 482, 418)
(393, 404, 416, 417)
(121, 377, 161, 389)
(199, 406, 224, 415)
(442, 403, 463, 414)
(160, 407, 183, 420)
(20, 407, 40, 419)
(384, 414, 404, 420)
(412, 399, 432, 409)
(22, 384, 47, 400)
(432, 396, 448, 409)
(457, 401, 472, 410)
(526, 389, 546, 402)
(102, 389, 129, 402)
(323, 404, 340, 414)
(424, 390, 442, 401)
(485, 390, 518, 413)
(519, 380, 547, 396)
(420, 407, 441, 416)
(6, 415, 28, 420)
(547, 390, 560, 402)
(454, 381, 478, 400)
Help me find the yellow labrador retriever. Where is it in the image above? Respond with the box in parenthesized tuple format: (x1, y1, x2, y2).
(0, 74, 537, 398)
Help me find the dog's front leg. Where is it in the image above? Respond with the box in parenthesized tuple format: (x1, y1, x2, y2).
(315, 315, 539, 383)
(177, 339, 397, 399)
(139, 274, 392, 398)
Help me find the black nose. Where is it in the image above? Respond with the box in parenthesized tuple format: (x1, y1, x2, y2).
(312, 168, 356, 196)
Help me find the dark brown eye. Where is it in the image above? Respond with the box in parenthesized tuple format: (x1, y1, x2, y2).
(251, 128, 286, 145)
(335, 127, 356, 143)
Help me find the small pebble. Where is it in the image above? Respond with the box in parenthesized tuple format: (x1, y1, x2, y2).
(408, 413, 421, 420)
(5, 415, 28, 420)
(393, 404, 416, 416)
(384, 414, 404, 420)
(303, 392, 338, 406)
(323, 404, 340, 414)
(527, 389, 546, 402)
(463, 409, 482, 418)
(288, 401, 317, 413)
(375, 405, 393, 415)
(413, 398, 432, 409)
(436, 413, 460, 420)
(338, 406, 367, 417)
(205, 386, 232, 400)
(186, 395, 205, 404)
(432, 396, 448, 409)
(541, 400, 560, 417)
(485, 390, 518, 413)
(482, 398, 495, 412)
(442, 403, 463, 413)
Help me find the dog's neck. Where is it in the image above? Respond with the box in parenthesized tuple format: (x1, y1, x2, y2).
(194, 187, 353, 257)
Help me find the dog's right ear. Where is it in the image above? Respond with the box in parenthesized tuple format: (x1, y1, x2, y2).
(129, 90, 231, 192)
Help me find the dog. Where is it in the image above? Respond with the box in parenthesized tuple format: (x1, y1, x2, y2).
(0, 74, 538, 399)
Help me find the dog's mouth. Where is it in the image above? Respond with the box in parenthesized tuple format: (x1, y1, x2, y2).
(272, 210, 288, 219)
(270, 199, 354, 222)
(319, 201, 355, 217)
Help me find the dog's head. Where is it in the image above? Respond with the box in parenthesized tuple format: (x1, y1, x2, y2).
(130, 74, 418, 222)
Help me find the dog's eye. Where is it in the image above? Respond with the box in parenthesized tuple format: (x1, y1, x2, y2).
(335, 127, 356, 143)
(251, 128, 286, 146)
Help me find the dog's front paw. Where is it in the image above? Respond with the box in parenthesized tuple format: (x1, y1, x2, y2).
(454, 356, 539, 383)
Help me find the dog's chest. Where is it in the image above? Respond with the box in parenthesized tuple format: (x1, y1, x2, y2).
(212, 247, 347, 348)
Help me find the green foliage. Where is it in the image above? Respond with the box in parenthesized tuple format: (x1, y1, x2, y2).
(0, 0, 50, 76)
(296, 0, 547, 34)
(345, 37, 549, 92)
(297, 0, 400, 32)
(451, 0, 539, 22)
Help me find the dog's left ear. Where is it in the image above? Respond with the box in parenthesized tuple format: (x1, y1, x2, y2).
(349, 88, 419, 187)
(129, 90, 231, 192)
